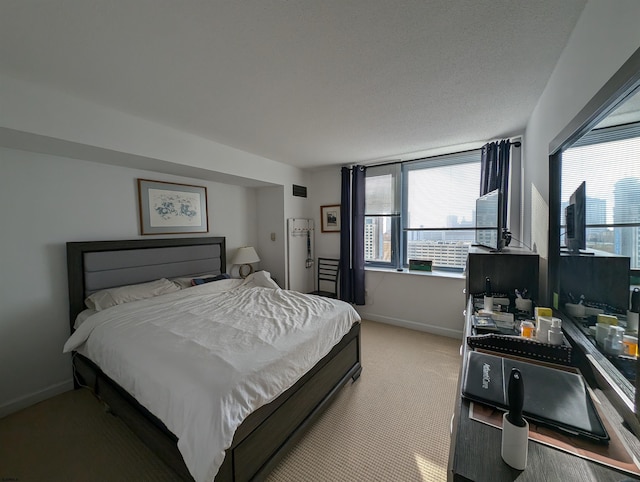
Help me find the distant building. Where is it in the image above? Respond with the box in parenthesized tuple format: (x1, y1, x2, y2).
(407, 241, 469, 270)
(366, 215, 474, 269)
(614, 178, 640, 268)
(364, 217, 381, 261)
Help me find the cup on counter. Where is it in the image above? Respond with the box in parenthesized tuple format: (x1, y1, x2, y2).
(515, 298, 533, 314)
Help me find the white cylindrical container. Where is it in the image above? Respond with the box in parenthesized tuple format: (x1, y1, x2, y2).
(484, 296, 493, 312)
(515, 298, 533, 314)
(536, 316, 553, 343)
(548, 318, 563, 345)
(501, 413, 528, 470)
(604, 326, 624, 356)
(627, 310, 639, 333)
(595, 323, 609, 346)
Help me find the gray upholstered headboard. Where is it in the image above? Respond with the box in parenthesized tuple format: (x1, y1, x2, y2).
(66, 237, 226, 330)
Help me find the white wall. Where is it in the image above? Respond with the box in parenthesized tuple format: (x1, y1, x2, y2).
(358, 271, 466, 338)
(523, 0, 640, 301)
(257, 186, 286, 287)
(0, 73, 314, 292)
(0, 74, 305, 189)
(0, 147, 258, 416)
(306, 166, 466, 337)
(308, 167, 342, 259)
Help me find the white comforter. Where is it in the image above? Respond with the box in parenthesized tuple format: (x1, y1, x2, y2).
(63, 274, 360, 482)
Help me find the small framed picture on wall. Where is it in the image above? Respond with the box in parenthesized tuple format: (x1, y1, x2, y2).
(320, 204, 341, 233)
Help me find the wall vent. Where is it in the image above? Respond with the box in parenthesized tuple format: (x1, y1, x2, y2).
(293, 184, 307, 198)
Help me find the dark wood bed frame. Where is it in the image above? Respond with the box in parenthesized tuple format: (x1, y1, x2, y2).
(66, 237, 362, 481)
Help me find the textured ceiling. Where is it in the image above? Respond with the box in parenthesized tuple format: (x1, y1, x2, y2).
(0, 0, 587, 169)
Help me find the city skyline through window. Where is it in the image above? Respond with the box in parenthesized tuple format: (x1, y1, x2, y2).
(562, 131, 640, 269)
(365, 151, 481, 270)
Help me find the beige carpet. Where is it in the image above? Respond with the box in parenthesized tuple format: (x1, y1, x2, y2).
(0, 384, 180, 482)
(0, 320, 461, 481)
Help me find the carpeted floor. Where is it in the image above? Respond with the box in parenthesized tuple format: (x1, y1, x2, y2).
(0, 320, 461, 481)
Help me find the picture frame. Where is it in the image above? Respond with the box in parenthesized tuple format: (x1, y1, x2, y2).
(320, 204, 341, 233)
(137, 179, 208, 235)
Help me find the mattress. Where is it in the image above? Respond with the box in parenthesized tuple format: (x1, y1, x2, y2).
(64, 274, 360, 481)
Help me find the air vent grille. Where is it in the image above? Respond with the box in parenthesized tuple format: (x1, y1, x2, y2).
(293, 184, 307, 198)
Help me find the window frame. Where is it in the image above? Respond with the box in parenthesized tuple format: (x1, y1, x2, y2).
(364, 164, 402, 268)
(365, 149, 482, 272)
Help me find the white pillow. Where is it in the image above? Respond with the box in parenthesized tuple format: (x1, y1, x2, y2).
(73, 309, 97, 329)
(243, 271, 280, 289)
(85, 278, 180, 311)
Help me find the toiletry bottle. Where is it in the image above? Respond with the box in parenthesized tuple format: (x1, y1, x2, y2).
(536, 316, 552, 343)
(628, 288, 640, 333)
(520, 320, 535, 338)
(547, 318, 563, 345)
(604, 326, 624, 356)
(623, 335, 638, 357)
(501, 368, 528, 470)
(484, 277, 493, 312)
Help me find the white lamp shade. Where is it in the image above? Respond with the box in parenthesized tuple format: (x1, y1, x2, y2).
(232, 246, 260, 265)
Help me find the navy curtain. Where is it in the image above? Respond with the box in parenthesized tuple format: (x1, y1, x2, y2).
(340, 166, 366, 305)
(480, 139, 511, 226)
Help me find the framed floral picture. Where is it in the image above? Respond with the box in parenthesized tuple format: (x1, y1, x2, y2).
(137, 179, 208, 235)
(320, 204, 341, 233)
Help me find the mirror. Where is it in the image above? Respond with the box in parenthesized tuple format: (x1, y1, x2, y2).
(550, 68, 640, 425)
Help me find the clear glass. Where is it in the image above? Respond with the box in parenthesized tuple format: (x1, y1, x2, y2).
(562, 135, 640, 269)
(406, 230, 474, 270)
(405, 162, 480, 229)
(364, 151, 481, 270)
(365, 216, 393, 263)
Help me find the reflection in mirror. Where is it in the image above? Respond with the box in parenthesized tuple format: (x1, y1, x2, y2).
(557, 85, 640, 402)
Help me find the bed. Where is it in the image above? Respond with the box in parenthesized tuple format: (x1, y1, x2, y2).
(65, 236, 362, 482)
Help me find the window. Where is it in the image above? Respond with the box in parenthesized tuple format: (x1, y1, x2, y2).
(561, 123, 640, 270)
(365, 164, 401, 265)
(365, 150, 481, 271)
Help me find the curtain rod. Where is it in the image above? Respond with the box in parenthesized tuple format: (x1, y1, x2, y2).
(354, 139, 521, 170)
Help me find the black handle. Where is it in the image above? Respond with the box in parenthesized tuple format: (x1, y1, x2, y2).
(485, 277, 492, 296)
(632, 288, 640, 313)
(506, 368, 526, 427)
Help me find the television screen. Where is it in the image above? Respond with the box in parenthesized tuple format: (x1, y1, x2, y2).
(565, 181, 586, 253)
(475, 189, 502, 251)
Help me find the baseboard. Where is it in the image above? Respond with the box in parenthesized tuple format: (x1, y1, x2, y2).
(359, 313, 463, 339)
(0, 379, 74, 418)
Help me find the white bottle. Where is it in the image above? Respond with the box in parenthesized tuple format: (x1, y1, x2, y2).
(484, 277, 493, 312)
(604, 326, 624, 356)
(547, 318, 563, 345)
(536, 316, 552, 343)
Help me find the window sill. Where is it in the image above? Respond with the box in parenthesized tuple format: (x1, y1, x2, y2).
(365, 265, 465, 280)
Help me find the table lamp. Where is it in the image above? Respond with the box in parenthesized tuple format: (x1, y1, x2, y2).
(232, 246, 260, 278)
